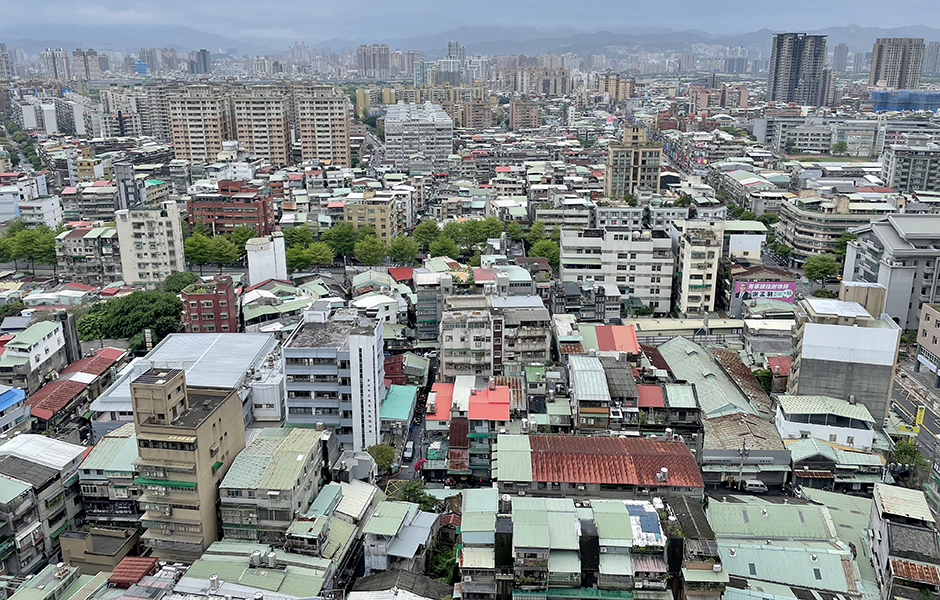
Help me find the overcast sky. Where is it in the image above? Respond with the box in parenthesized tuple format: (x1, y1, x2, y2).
(4, 0, 939, 46)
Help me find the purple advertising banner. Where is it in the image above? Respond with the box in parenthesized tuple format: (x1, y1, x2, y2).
(733, 281, 796, 302)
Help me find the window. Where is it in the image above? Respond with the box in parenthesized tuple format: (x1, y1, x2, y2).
(846, 436, 855, 446)
(829, 434, 837, 442)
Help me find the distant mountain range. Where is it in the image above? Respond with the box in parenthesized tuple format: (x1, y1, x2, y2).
(1, 23, 938, 59)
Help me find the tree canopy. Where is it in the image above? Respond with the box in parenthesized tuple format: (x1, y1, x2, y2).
(163, 271, 200, 294)
(393, 479, 437, 512)
(530, 239, 560, 269)
(322, 223, 357, 256)
(389, 235, 419, 264)
(413, 220, 440, 251)
(429, 236, 460, 258)
(354, 235, 387, 266)
(76, 291, 182, 354)
(803, 253, 841, 282)
(366, 443, 395, 473)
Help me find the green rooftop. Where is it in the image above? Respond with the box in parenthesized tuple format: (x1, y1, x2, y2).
(380, 385, 418, 422)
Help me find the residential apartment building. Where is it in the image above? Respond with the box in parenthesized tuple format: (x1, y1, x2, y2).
(438, 295, 551, 381)
(597, 71, 635, 100)
(342, 191, 405, 246)
(870, 38, 925, 90)
(916, 303, 940, 386)
(284, 304, 385, 452)
(869, 484, 940, 600)
(844, 214, 940, 328)
(60, 181, 119, 222)
(0, 436, 86, 566)
(462, 101, 493, 129)
(131, 367, 247, 559)
(414, 271, 454, 346)
(0, 470, 42, 574)
(295, 85, 352, 167)
(777, 195, 895, 261)
(604, 126, 662, 197)
(384, 102, 454, 170)
(676, 220, 723, 316)
(78, 423, 141, 529)
(881, 136, 940, 193)
(181, 276, 238, 334)
(19, 196, 62, 229)
(0, 322, 68, 396)
(220, 428, 326, 543)
(559, 228, 674, 316)
(767, 33, 828, 106)
(187, 180, 276, 235)
(168, 85, 233, 163)
(507, 100, 539, 130)
(55, 226, 121, 286)
(232, 86, 293, 165)
(788, 298, 900, 421)
(114, 200, 185, 286)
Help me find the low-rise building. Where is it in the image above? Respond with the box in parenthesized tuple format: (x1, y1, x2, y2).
(0, 321, 68, 396)
(220, 428, 327, 543)
(78, 422, 141, 528)
(55, 226, 121, 286)
(362, 500, 439, 575)
(774, 394, 876, 450)
(181, 275, 239, 334)
(492, 434, 703, 499)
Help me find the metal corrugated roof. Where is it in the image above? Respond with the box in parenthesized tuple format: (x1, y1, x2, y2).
(568, 355, 611, 403)
(549, 550, 581, 573)
(707, 503, 835, 540)
(599, 553, 634, 575)
(658, 337, 757, 418)
(79, 423, 137, 474)
(362, 501, 411, 536)
(874, 482, 935, 523)
(777, 395, 875, 423)
(718, 541, 860, 593)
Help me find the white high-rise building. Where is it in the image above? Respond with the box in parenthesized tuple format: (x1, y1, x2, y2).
(284, 304, 386, 451)
(114, 200, 185, 286)
(384, 102, 453, 170)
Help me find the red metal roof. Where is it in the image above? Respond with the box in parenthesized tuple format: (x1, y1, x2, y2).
(637, 384, 665, 408)
(471, 268, 497, 282)
(428, 383, 454, 421)
(767, 355, 791, 377)
(109, 556, 160, 587)
(468, 385, 510, 422)
(28, 379, 88, 421)
(525, 435, 703, 488)
(891, 559, 940, 585)
(388, 267, 414, 283)
(594, 325, 640, 354)
(61, 347, 127, 376)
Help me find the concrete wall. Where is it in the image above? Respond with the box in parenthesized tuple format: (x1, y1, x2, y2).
(795, 358, 892, 421)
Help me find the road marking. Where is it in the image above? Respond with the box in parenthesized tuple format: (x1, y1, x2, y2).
(895, 397, 938, 437)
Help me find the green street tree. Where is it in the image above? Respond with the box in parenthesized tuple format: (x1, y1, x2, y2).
(479, 216, 504, 240)
(163, 271, 200, 294)
(356, 225, 377, 241)
(366, 443, 395, 473)
(207, 236, 240, 273)
(441, 220, 463, 242)
(76, 291, 182, 354)
(286, 246, 312, 273)
(413, 220, 440, 251)
(393, 479, 437, 512)
(506, 221, 524, 241)
(228, 225, 258, 255)
(191, 221, 212, 237)
(389, 235, 419, 264)
(527, 220, 546, 246)
(529, 239, 560, 269)
(354, 235, 387, 266)
(429, 236, 460, 258)
(831, 141, 849, 155)
(184, 234, 212, 275)
(833, 232, 857, 259)
(802, 253, 841, 282)
(284, 225, 314, 250)
(307, 242, 335, 266)
(322, 223, 357, 256)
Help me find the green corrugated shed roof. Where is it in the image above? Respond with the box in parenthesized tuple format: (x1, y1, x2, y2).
(221, 428, 322, 491)
(7, 321, 58, 350)
(513, 512, 551, 549)
(513, 589, 633, 599)
(362, 501, 411, 536)
(461, 511, 496, 533)
(707, 502, 835, 540)
(0, 474, 30, 504)
(0, 354, 27, 367)
(463, 488, 499, 513)
(658, 337, 757, 418)
(549, 550, 581, 573)
(800, 488, 877, 586)
(79, 423, 137, 474)
(524, 365, 546, 384)
(718, 541, 858, 592)
(493, 435, 532, 482)
(663, 384, 698, 409)
(380, 385, 418, 422)
(599, 553, 634, 575)
(243, 298, 314, 322)
(682, 567, 730, 583)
